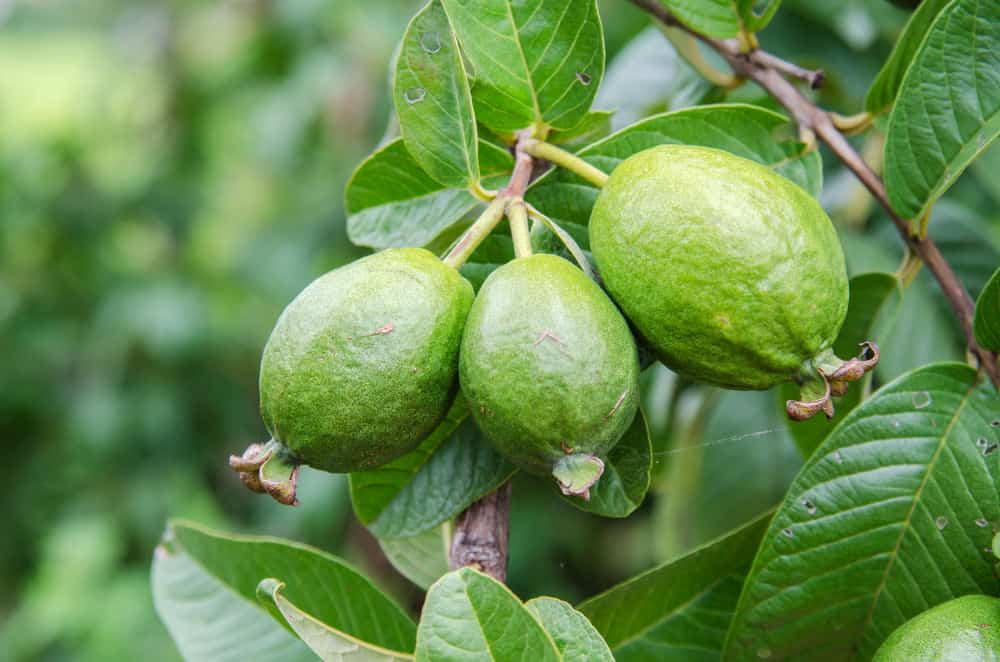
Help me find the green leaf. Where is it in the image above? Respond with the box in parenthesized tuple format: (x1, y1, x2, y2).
(875, 271, 964, 382)
(929, 200, 1000, 299)
(864, 0, 951, 114)
(441, 0, 605, 131)
(661, 0, 779, 38)
(345, 138, 511, 249)
(782, 272, 903, 458)
(526, 104, 821, 231)
(152, 544, 315, 662)
(395, 1, 479, 188)
(594, 27, 712, 131)
(416, 567, 560, 661)
(548, 110, 614, 148)
(883, 0, 1000, 219)
(661, 0, 743, 38)
(578, 512, 772, 660)
(378, 525, 450, 591)
(350, 409, 516, 539)
(725, 363, 1000, 660)
(525, 597, 615, 662)
(152, 521, 417, 659)
(559, 409, 652, 518)
(737, 0, 782, 32)
(975, 267, 1000, 351)
(257, 578, 415, 661)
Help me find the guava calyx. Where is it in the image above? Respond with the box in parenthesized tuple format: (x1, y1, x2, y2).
(229, 440, 300, 506)
(786, 341, 880, 421)
(552, 453, 605, 501)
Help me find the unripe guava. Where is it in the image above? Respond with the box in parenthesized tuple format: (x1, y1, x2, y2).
(873, 594, 1000, 661)
(232, 248, 474, 503)
(459, 253, 639, 499)
(589, 145, 872, 419)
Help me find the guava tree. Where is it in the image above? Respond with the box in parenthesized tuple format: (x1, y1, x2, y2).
(151, 0, 1000, 659)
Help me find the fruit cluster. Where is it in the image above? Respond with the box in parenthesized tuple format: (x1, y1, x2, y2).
(230, 146, 877, 504)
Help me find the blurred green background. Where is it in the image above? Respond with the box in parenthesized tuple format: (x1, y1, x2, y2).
(2, 1, 997, 660)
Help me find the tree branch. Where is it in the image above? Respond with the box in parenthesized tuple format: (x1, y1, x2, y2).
(627, 0, 999, 387)
(449, 132, 537, 583)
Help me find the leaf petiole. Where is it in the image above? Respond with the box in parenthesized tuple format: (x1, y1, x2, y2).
(508, 199, 532, 259)
(442, 196, 509, 269)
(522, 139, 610, 188)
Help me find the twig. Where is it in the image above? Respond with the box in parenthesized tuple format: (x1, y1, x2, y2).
(750, 49, 824, 89)
(449, 132, 538, 582)
(449, 482, 513, 582)
(627, 0, 1000, 387)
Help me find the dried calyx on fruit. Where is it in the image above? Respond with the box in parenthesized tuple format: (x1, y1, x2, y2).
(459, 253, 640, 500)
(589, 145, 878, 420)
(231, 248, 473, 505)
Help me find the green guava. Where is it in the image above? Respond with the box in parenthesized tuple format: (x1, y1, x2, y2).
(873, 594, 1000, 661)
(231, 248, 474, 504)
(589, 145, 876, 420)
(459, 253, 640, 499)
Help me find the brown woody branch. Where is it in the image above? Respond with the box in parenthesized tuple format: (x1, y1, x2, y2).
(448, 133, 536, 583)
(628, 0, 999, 387)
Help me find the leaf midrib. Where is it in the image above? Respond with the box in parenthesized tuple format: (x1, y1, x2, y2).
(853, 379, 977, 656)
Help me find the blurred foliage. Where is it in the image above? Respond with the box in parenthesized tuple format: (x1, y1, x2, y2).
(1, 0, 998, 660)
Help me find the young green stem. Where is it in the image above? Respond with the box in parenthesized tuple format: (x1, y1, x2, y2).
(522, 139, 609, 188)
(508, 199, 533, 259)
(442, 196, 508, 269)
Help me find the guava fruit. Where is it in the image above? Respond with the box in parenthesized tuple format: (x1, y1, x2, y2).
(589, 144, 877, 420)
(230, 248, 474, 504)
(459, 253, 640, 499)
(873, 594, 1000, 661)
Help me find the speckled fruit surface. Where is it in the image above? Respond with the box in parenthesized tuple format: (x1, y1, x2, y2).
(259, 248, 473, 473)
(459, 254, 639, 478)
(590, 145, 849, 389)
(873, 595, 1000, 661)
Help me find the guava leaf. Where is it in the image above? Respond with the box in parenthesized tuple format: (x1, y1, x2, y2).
(659, 0, 779, 37)
(257, 578, 415, 661)
(350, 409, 516, 539)
(661, 0, 743, 38)
(737, 0, 781, 32)
(876, 272, 965, 382)
(594, 27, 712, 131)
(782, 272, 903, 458)
(525, 104, 821, 231)
(578, 512, 772, 660)
(440, 0, 605, 132)
(883, 0, 1000, 220)
(864, 0, 951, 114)
(525, 597, 614, 662)
(558, 409, 652, 518)
(395, 1, 479, 189)
(725, 363, 1000, 660)
(345, 138, 511, 250)
(974, 267, 1000, 351)
(152, 521, 416, 661)
(548, 110, 614, 148)
(928, 201, 1000, 299)
(377, 525, 450, 591)
(416, 567, 561, 662)
(152, 544, 314, 662)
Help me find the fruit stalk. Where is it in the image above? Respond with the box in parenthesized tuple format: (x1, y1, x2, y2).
(449, 131, 538, 582)
(627, 0, 1000, 388)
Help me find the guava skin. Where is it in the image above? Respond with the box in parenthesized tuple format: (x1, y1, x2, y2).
(459, 253, 640, 478)
(873, 594, 1000, 661)
(589, 145, 849, 390)
(259, 248, 474, 473)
